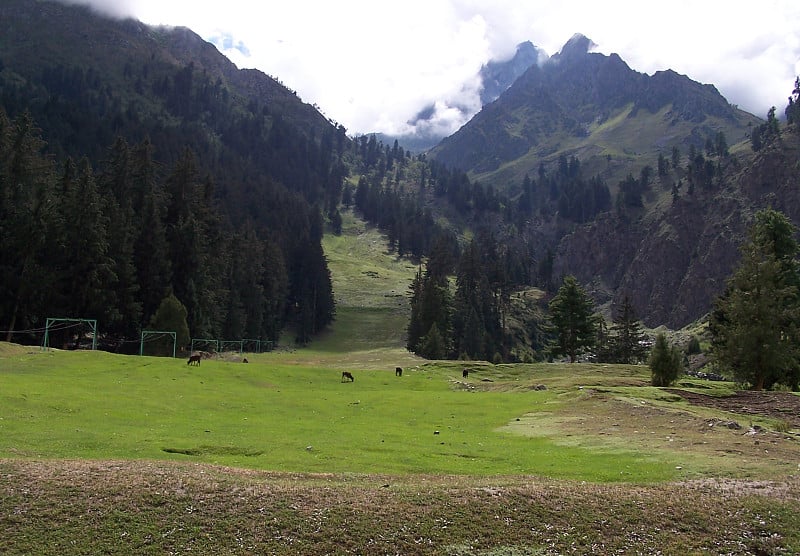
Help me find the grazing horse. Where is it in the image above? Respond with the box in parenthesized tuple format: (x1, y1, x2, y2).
(395, 367, 403, 377)
(187, 354, 201, 366)
(462, 368, 469, 378)
(341, 371, 354, 382)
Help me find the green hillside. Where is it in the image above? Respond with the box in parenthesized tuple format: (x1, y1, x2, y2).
(473, 102, 757, 191)
(320, 210, 416, 353)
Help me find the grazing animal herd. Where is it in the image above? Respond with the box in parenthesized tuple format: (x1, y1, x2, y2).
(182, 359, 474, 383)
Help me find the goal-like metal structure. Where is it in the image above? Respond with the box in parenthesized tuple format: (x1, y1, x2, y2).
(42, 318, 97, 350)
(190, 338, 219, 354)
(242, 338, 271, 353)
(139, 330, 176, 358)
(219, 340, 244, 354)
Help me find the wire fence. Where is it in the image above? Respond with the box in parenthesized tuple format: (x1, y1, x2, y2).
(2, 322, 275, 356)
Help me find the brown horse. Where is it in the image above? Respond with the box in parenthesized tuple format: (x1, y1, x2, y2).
(187, 354, 201, 366)
(341, 371, 354, 382)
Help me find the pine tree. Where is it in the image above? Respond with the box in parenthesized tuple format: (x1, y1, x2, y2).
(406, 267, 426, 353)
(710, 209, 800, 390)
(452, 240, 490, 360)
(132, 138, 171, 324)
(148, 293, 190, 356)
(786, 77, 800, 127)
(610, 294, 648, 364)
(548, 275, 598, 362)
(0, 112, 57, 340)
(290, 207, 335, 345)
(57, 158, 117, 321)
(99, 138, 142, 337)
(259, 237, 289, 343)
(406, 238, 454, 358)
(595, 318, 613, 363)
(420, 323, 446, 360)
(649, 333, 682, 386)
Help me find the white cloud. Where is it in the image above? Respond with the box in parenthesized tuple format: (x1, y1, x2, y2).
(61, 0, 800, 134)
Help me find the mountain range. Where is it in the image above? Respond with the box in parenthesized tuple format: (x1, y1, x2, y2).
(1, 0, 798, 340)
(430, 33, 761, 188)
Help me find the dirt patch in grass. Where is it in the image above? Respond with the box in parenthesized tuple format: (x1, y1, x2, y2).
(505, 388, 800, 478)
(666, 389, 800, 428)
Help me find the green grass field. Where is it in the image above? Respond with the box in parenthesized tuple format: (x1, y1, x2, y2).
(0, 349, 685, 481)
(2, 211, 800, 554)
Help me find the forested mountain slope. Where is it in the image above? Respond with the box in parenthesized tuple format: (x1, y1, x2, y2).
(0, 0, 346, 347)
(554, 125, 800, 328)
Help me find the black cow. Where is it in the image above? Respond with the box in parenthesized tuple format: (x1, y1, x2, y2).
(187, 354, 201, 366)
(395, 367, 403, 377)
(462, 368, 469, 378)
(341, 371, 354, 382)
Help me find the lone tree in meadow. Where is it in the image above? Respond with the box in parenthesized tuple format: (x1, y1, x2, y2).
(548, 275, 597, 363)
(649, 333, 682, 386)
(710, 209, 800, 390)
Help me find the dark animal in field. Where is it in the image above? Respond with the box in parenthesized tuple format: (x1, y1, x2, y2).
(462, 368, 469, 378)
(341, 371, 354, 382)
(396, 367, 402, 377)
(243, 358, 249, 363)
(187, 354, 201, 366)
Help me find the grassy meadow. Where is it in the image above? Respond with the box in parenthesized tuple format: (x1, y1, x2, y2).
(0, 349, 681, 481)
(2, 211, 800, 554)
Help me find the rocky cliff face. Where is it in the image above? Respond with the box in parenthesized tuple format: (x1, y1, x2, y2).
(553, 131, 800, 328)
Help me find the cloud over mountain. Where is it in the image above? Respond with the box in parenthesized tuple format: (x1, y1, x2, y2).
(57, 0, 800, 136)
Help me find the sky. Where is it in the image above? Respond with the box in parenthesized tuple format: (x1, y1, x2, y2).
(66, 0, 800, 137)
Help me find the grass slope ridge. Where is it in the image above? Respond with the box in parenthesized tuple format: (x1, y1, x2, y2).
(318, 210, 416, 354)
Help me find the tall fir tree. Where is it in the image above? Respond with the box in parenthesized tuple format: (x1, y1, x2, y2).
(406, 239, 453, 358)
(57, 158, 117, 322)
(548, 275, 598, 363)
(710, 209, 800, 390)
(0, 112, 57, 340)
(452, 240, 491, 360)
(131, 138, 172, 325)
(99, 138, 142, 338)
(609, 294, 648, 364)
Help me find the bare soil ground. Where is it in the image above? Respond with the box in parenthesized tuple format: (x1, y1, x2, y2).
(666, 389, 800, 428)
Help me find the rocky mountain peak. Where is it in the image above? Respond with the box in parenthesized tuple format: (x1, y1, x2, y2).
(555, 33, 597, 60)
(480, 40, 546, 105)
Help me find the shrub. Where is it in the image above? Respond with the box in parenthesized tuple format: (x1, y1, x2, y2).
(686, 335, 701, 355)
(650, 333, 682, 386)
